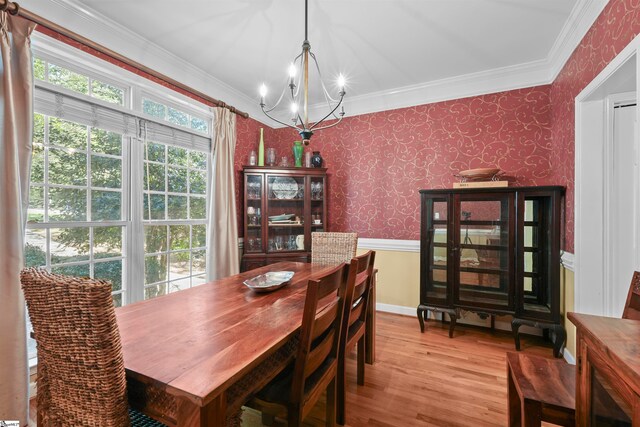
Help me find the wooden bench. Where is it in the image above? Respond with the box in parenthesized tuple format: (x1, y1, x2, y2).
(507, 352, 575, 426)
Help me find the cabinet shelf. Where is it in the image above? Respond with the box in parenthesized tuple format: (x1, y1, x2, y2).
(268, 198, 304, 202)
(268, 223, 305, 227)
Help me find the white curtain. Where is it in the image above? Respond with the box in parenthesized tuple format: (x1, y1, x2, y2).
(0, 11, 36, 426)
(207, 107, 239, 280)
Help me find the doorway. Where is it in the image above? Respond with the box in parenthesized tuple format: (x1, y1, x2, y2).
(575, 42, 640, 317)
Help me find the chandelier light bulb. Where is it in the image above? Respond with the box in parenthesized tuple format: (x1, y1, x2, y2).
(337, 74, 346, 89)
(259, 84, 268, 98)
(291, 103, 299, 114)
(288, 63, 297, 79)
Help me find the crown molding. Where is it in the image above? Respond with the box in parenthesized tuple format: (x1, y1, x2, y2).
(25, 0, 607, 127)
(546, 0, 610, 81)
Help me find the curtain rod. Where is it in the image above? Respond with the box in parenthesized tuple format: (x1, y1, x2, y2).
(0, 0, 250, 119)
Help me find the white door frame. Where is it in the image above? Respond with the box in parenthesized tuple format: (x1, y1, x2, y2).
(574, 34, 640, 316)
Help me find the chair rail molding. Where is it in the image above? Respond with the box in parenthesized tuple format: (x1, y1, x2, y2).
(358, 238, 419, 253)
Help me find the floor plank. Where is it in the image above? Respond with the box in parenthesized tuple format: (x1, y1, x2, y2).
(30, 312, 561, 426)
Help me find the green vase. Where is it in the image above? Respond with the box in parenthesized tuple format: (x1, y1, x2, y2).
(293, 141, 303, 167)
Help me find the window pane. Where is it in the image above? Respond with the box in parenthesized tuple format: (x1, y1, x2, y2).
(95, 260, 123, 292)
(145, 225, 167, 253)
(168, 146, 188, 166)
(49, 148, 87, 186)
(167, 107, 189, 127)
(192, 275, 207, 287)
(190, 116, 208, 133)
(168, 166, 187, 193)
(91, 128, 122, 156)
(189, 170, 206, 194)
(192, 225, 206, 248)
(33, 114, 45, 144)
(143, 99, 166, 119)
(94, 226, 122, 259)
(33, 57, 46, 81)
(49, 188, 87, 222)
(143, 163, 165, 192)
(48, 64, 89, 95)
(52, 263, 90, 277)
(144, 142, 165, 162)
(31, 143, 44, 184)
(145, 283, 167, 300)
(192, 250, 205, 276)
(51, 227, 89, 264)
(169, 278, 191, 293)
(24, 229, 46, 267)
(145, 254, 167, 284)
(170, 225, 190, 250)
(167, 195, 188, 219)
(113, 293, 123, 307)
(190, 197, 206, 219)
(92, 191, 121, 221)
(49, 117, 87, 150)
(143, 193, 165, 220)
(28, 187, 44, 223)
(190, 151, 207, 169)
(91, 80, 124, 105)
(92, 156, 122, 189)
(169, 252, 190, 282)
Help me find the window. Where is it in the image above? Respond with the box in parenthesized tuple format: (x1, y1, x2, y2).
(142, 141, 208, 299)
(26, 113, 127, 306)
(143, 97, 209, 134)
(34, 56, 126, 106)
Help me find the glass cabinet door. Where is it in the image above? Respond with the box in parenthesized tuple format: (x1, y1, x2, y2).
(244, 174, 263, 253)
(266, 175, 306, 253)
(421, 196, 450, 305)
(454, 194, 514, 310)
(310, 176, 325, 236)
(520, 196, 553, 317)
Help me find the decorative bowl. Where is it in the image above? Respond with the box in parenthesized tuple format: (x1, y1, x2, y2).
(457, 167, 502, 181)
(243, 271, 295, 293)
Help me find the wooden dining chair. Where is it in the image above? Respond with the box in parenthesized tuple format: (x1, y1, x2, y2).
(21, 268, 243, 427)
(622, 271, 640, 320)
(311, 232, 358, 265)
(337, 250, 376, 425)
(248, 261, 357, 426)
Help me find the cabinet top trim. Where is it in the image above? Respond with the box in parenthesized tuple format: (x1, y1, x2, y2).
(419, 185, 565, 194)
(243, 166, 328, 173)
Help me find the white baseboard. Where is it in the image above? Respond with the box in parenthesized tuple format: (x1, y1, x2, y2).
(376, 303, 416, 317)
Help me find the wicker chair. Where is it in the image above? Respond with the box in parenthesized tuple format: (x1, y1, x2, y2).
(311, 232, 358, 265)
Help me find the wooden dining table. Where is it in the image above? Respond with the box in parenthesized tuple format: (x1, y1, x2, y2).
(116, 261, 376, 426)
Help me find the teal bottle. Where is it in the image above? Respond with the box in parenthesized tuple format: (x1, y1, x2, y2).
(293, 141, 303, 167)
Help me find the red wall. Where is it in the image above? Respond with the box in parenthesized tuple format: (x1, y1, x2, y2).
(237, 86, 553, 240)
(550, 0, 640, 253)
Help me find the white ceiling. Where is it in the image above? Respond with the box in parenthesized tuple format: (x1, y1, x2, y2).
(23, 0, 608, 124)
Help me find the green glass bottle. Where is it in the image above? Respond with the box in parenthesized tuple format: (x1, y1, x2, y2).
(293, 141, 303, 167)
(258, 128, 265, 166)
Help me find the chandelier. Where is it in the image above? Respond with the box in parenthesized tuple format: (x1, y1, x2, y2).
(259, 0, 346, 145)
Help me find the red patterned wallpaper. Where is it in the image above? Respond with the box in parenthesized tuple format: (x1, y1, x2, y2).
(550, 0, 640, 253)
(237, 86, 553, 240)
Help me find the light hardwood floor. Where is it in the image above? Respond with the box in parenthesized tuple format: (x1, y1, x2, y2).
(30, 312, 558, 426)
(241, 312, 556, 427)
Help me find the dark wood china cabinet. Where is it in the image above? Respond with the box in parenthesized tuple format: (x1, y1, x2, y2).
(417, 186, 565, 356)
(241, 166, 327, 272)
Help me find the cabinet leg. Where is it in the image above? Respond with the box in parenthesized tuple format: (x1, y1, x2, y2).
(511, 318, 523, 351)
(448, 313, 457, 338)
(551, 324, 566, 358)
(417, 306, 426, 333)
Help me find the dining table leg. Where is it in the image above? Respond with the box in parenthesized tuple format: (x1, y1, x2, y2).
(365, 269, 378, 365)
(176, 394, 227, 427)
